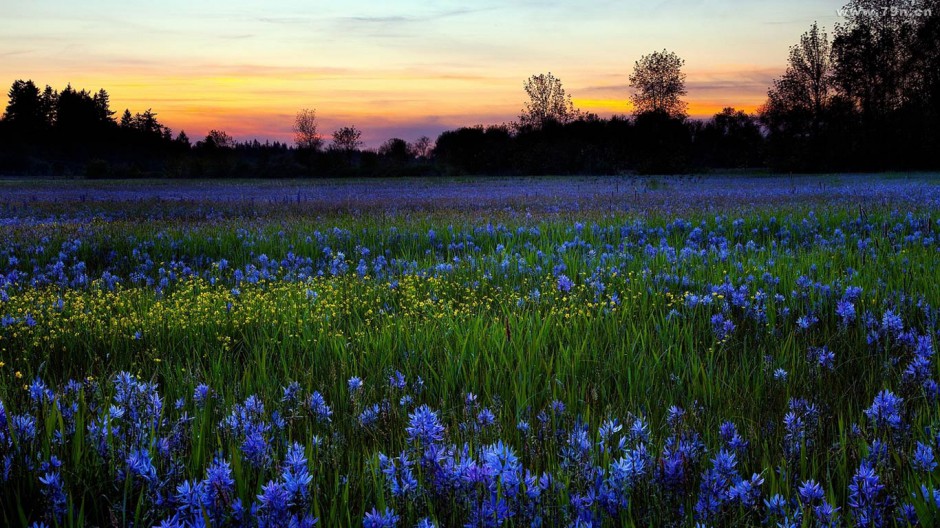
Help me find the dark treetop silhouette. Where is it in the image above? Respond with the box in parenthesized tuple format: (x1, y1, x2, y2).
(1, 0, 938, 177)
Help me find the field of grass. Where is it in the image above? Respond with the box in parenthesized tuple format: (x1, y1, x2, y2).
(1, 175, 940, 527)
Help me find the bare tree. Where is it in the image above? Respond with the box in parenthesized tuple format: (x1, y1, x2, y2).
(410, 136, 433, 159)
(519, 72, 577, 129)
(330, 125, 363, 153)
(629, 50, 688, 118)
(293, 108, 322, 151)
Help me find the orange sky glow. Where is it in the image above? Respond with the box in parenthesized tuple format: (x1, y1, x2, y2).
(1, 0, 847, 146)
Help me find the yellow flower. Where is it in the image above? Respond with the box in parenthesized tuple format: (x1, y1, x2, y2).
(15, 371, 23, 379)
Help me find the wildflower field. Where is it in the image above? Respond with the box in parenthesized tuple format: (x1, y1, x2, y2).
(2, 175, 940, 527)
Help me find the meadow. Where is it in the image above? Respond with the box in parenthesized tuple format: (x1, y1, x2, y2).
(1, 174, 940, 527)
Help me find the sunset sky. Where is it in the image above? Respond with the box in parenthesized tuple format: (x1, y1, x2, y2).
(1, 0, 847, 146)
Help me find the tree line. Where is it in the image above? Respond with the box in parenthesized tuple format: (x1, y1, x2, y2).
(1, 0, 937, 178)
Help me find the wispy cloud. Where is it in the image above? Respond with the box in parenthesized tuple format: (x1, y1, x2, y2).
(0, 0, 837, 144)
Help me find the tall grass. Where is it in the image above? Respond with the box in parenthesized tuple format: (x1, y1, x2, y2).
(1, 189, 939, 525)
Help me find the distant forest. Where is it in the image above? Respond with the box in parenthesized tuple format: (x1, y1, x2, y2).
(1, 0, 937, 178)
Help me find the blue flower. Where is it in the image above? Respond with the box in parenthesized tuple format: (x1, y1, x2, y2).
(882, 309, 904, 336)
(348, 377, 364, 393)
(378, 452, 418, 498)
(847, 462, 888, 528)
(281, 381, 303, 405)
(126, 448, 158, 483)
(476, 408, 496, 428)
(175, 479, 207, 514)
(307, 391, 333, 423)
(363, 507, 400, 528)
(282, 443, 313, 504)
(11, 414, 37, 442)
(406, 405, 445, 445)
(711, 313, 736, 341)
(728, 473, 764, 508)
(29, 378, 52, 405)
(912, 442, 937, 473)
(556, 274, 573, 293)
(38, 469, 67, 521)
(796, 314, 818, 330)
(388, 371, 407, 390)
(719, 421, 749, 453)
(836, 300, 856, 325)
(864, 390, 903, 432)
(257, 480, 290, 518)
(359, 404, 381, 428)
(798, 479, 825, 505)
(241, 430, 270, 468)
(814, 501, 839, 527)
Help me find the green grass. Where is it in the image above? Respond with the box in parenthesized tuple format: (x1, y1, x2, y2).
(1, 182, 939, 525)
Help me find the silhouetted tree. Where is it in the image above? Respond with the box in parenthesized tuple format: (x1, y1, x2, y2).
(379, 138, 411, 160)
(330, 125, 363, 153)
(93, 89, 115, 123)
(410, 136, 433, 159)
(40, 85, 58, 127)
(828, 0, 936, 168)
(632, 111, 692, 174)
(696, 108, 764, 169)
(519, 72, 578, 129)
(176, 131, 191, 148)
(3, 80, 46, 134)
(629, 50, 688, 118)
(200, 130, 235, 149)
(55, 85, 104, 137)
(433, 125, 513, 174)
(120, 109, 134, 128)
(293, 109, 322, 151)
(761, 23, 836, 169)
(773, 23, 833, 129)
(832, 0, 919, 118)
